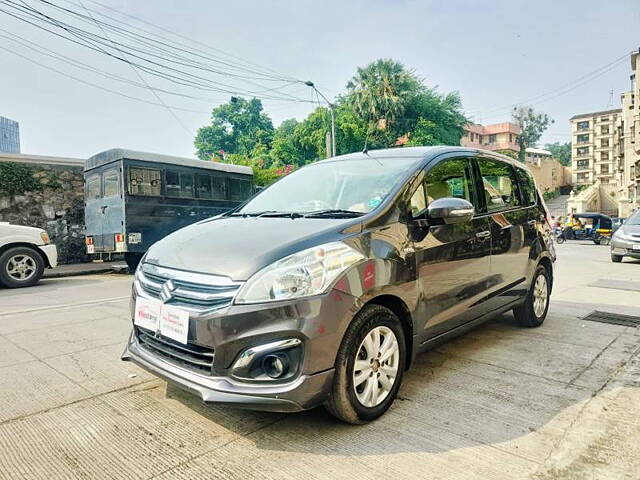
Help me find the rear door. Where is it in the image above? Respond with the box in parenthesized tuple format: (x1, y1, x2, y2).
(412, 155, 493, 341)
(476, 157, 535, 308)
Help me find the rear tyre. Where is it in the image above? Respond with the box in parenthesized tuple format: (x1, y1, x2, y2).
(513, 265, 550, 328)
(555, 235, 565, 244)
(125, 252, 143, 272)
(611, 254, 623, 263)
(0, 246, 45, 288)
(324, 304, 406, 424)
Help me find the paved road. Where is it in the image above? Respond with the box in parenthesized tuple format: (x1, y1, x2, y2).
(0, 244, 639, 479)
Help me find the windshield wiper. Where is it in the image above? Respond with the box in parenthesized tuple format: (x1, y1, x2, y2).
(231, 210, 304, 218)
(303, 209, 365, 218)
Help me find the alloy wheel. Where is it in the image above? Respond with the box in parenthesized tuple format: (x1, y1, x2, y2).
(6, 254, 37, 282)
(532, 274, 548, 318)
(352, 326, 400, 408)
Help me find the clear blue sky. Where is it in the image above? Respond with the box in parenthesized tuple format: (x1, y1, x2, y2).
(1, 0, 639, 159)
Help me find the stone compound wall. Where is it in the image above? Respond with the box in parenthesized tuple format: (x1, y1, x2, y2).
(0, 155, 89, 264)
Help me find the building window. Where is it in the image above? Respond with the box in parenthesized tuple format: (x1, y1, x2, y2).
(577, 146, 589, 155)
(601, 152, 609, 161)
(601, 138, 609, 148)
(488, 134, 496, 144)
(576, 134, 589, 143)
(601, 125, 609, 134)
(577, 172, 589, 181)
(477, 135, 483, 144)
(577, 121, 589, 130)
(577, 160, 589, 168)
(601, 164, 609, 174)
(599, 116, 609, 122)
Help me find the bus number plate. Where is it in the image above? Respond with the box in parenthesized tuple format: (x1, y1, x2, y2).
(128, 232, 142, 244)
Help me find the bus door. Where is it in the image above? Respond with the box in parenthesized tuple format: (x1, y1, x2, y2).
(85, 168, 124, 252)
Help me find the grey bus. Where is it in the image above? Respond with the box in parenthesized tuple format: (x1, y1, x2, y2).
(84, 149, 254, 270)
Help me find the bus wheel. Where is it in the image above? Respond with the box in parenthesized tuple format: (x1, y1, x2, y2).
(125, 253, 143, 272)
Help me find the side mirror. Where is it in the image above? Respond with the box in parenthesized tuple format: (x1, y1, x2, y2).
(427, 197, 474, 225)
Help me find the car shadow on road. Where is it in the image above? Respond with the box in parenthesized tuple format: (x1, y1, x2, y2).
(164, 311, 638, 457)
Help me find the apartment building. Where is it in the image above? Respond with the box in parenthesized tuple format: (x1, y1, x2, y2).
(461, 122, 521, 155)
(0, 116, 20, 153)
(525, 147, 571, 194)
(615, 49, 640, 218)
(570, 108, 621, 187)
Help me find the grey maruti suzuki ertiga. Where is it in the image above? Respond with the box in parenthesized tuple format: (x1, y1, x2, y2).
(122, 146, 555, 424)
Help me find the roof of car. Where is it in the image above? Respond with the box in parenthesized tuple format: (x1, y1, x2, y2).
(317, 146, 528, 170)
(85, 148, 253, 175)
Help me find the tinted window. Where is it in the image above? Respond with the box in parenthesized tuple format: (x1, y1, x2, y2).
(477, 158, 521, 212)
(166, 171, 181, 197)
(196, 174, 212, 199)
(409, 183, 427, 217)
(515, 168, 537, 206)
(129, 168, 161, 196)
(424, 157, 476, 207)
(229, 178, 252, 202)
(212, 176, 226, 200)
(103, 169, 120, 197)
(86, 174, 101, 199)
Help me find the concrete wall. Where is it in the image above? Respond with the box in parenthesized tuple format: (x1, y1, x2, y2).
(0, 153, 88, 264)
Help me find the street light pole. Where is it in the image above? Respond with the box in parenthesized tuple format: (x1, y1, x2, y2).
(304, 81, 336, 157)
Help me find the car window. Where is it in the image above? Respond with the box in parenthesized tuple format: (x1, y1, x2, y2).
(86, 174, 101, 199)
(103, 169, 120, 197)
(424, 157, 476, 207)
(477, 158, 521, 212)
(129, 167, 161, 196)
(515, 168, 537, 206)
(409, 183, 427, 217)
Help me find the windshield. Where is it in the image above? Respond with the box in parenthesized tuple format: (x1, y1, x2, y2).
(237, 157, 420, 215)
(626, 210, 640, 225)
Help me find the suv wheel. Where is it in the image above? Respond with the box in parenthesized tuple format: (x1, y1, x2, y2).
(0, 246, 45, 288)
(325, 304, 406, 424)
(611, 254, 623, 263)
(513, 265, 550, 328)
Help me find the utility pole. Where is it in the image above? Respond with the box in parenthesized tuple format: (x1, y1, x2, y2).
(304, 81, 336, 157)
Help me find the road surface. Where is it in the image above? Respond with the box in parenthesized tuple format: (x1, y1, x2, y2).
(0, 243, 638, 479)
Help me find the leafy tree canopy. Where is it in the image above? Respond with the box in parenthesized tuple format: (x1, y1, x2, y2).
(544, 142, 571, 166)
(512, 105, 553, 162)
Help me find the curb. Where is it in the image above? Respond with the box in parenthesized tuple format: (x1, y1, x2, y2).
(44, 264, 129, 279)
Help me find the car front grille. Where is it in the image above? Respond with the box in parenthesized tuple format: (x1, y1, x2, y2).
(135, 263, 243, 313)
(136, 327, 215, 374)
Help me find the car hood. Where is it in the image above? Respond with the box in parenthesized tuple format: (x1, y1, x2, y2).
(619, 224, 640, 236)
(0, 222, 45, 241)
(144, 216, 361, 281)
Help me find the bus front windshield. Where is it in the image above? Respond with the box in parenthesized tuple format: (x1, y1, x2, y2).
(237, 157, 419, 216)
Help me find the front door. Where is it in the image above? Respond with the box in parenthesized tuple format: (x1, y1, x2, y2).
(411, 155, 493, 342)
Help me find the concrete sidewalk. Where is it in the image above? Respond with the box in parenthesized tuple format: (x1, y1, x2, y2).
(44, 261, 128, 278)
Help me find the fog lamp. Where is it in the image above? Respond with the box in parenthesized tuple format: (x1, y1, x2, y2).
(262, 353, 289, 379)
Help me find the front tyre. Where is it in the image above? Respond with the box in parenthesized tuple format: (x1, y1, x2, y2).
(611, 254, 623, 263)
(325, 304, 406, 424)
(513, 265, 550, 328)
(0, 246, 45, 288)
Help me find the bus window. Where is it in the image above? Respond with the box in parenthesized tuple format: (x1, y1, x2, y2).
(212, 176, 226, 200)
(196, 174, 212, 199)
(180, 173, 194, 198)
(129, 167, 161, 196)
(86, 174, 101, 199)
(103, 169, 120, 197)
(166, 171, 181, 197)
(229, 178, 251, 201)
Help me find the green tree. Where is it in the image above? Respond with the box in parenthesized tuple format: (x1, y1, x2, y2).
(512, 106, 553, 162)
(544, 141, 571, 166)
(404, 91, 467, 146)
(194, 97, 274, 160)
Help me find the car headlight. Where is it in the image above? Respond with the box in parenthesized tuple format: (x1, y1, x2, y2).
(614, 230, 635, 241)
(235, 241, 365, 304)
(40, 231, 50, 244)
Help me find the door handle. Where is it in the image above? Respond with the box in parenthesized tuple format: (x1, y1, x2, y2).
(475, 231, 491, 238)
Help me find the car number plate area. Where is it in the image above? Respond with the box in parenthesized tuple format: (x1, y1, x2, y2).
(134, 297, 189, 344)
(632, 244, 640, 251)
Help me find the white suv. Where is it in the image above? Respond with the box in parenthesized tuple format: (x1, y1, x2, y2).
(0, 223, 57, 288)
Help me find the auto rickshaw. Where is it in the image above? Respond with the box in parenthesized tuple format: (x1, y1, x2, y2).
(562, 212, 613, 245)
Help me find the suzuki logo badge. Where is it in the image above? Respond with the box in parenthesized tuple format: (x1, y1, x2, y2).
(159, 279, 177, 303)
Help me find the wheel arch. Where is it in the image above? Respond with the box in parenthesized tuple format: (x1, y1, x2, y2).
(362, 294, 414, 370)
(0, 242, 49, 267)
(537, 255, 553, 292)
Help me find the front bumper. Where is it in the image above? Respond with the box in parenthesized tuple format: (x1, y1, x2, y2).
(611, 237, 640, 258)
(122, 331, 334, 412)
(40, 244, 58, 268)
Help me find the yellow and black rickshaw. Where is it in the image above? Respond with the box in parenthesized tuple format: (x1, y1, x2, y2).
(562, 212, 613, 245)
